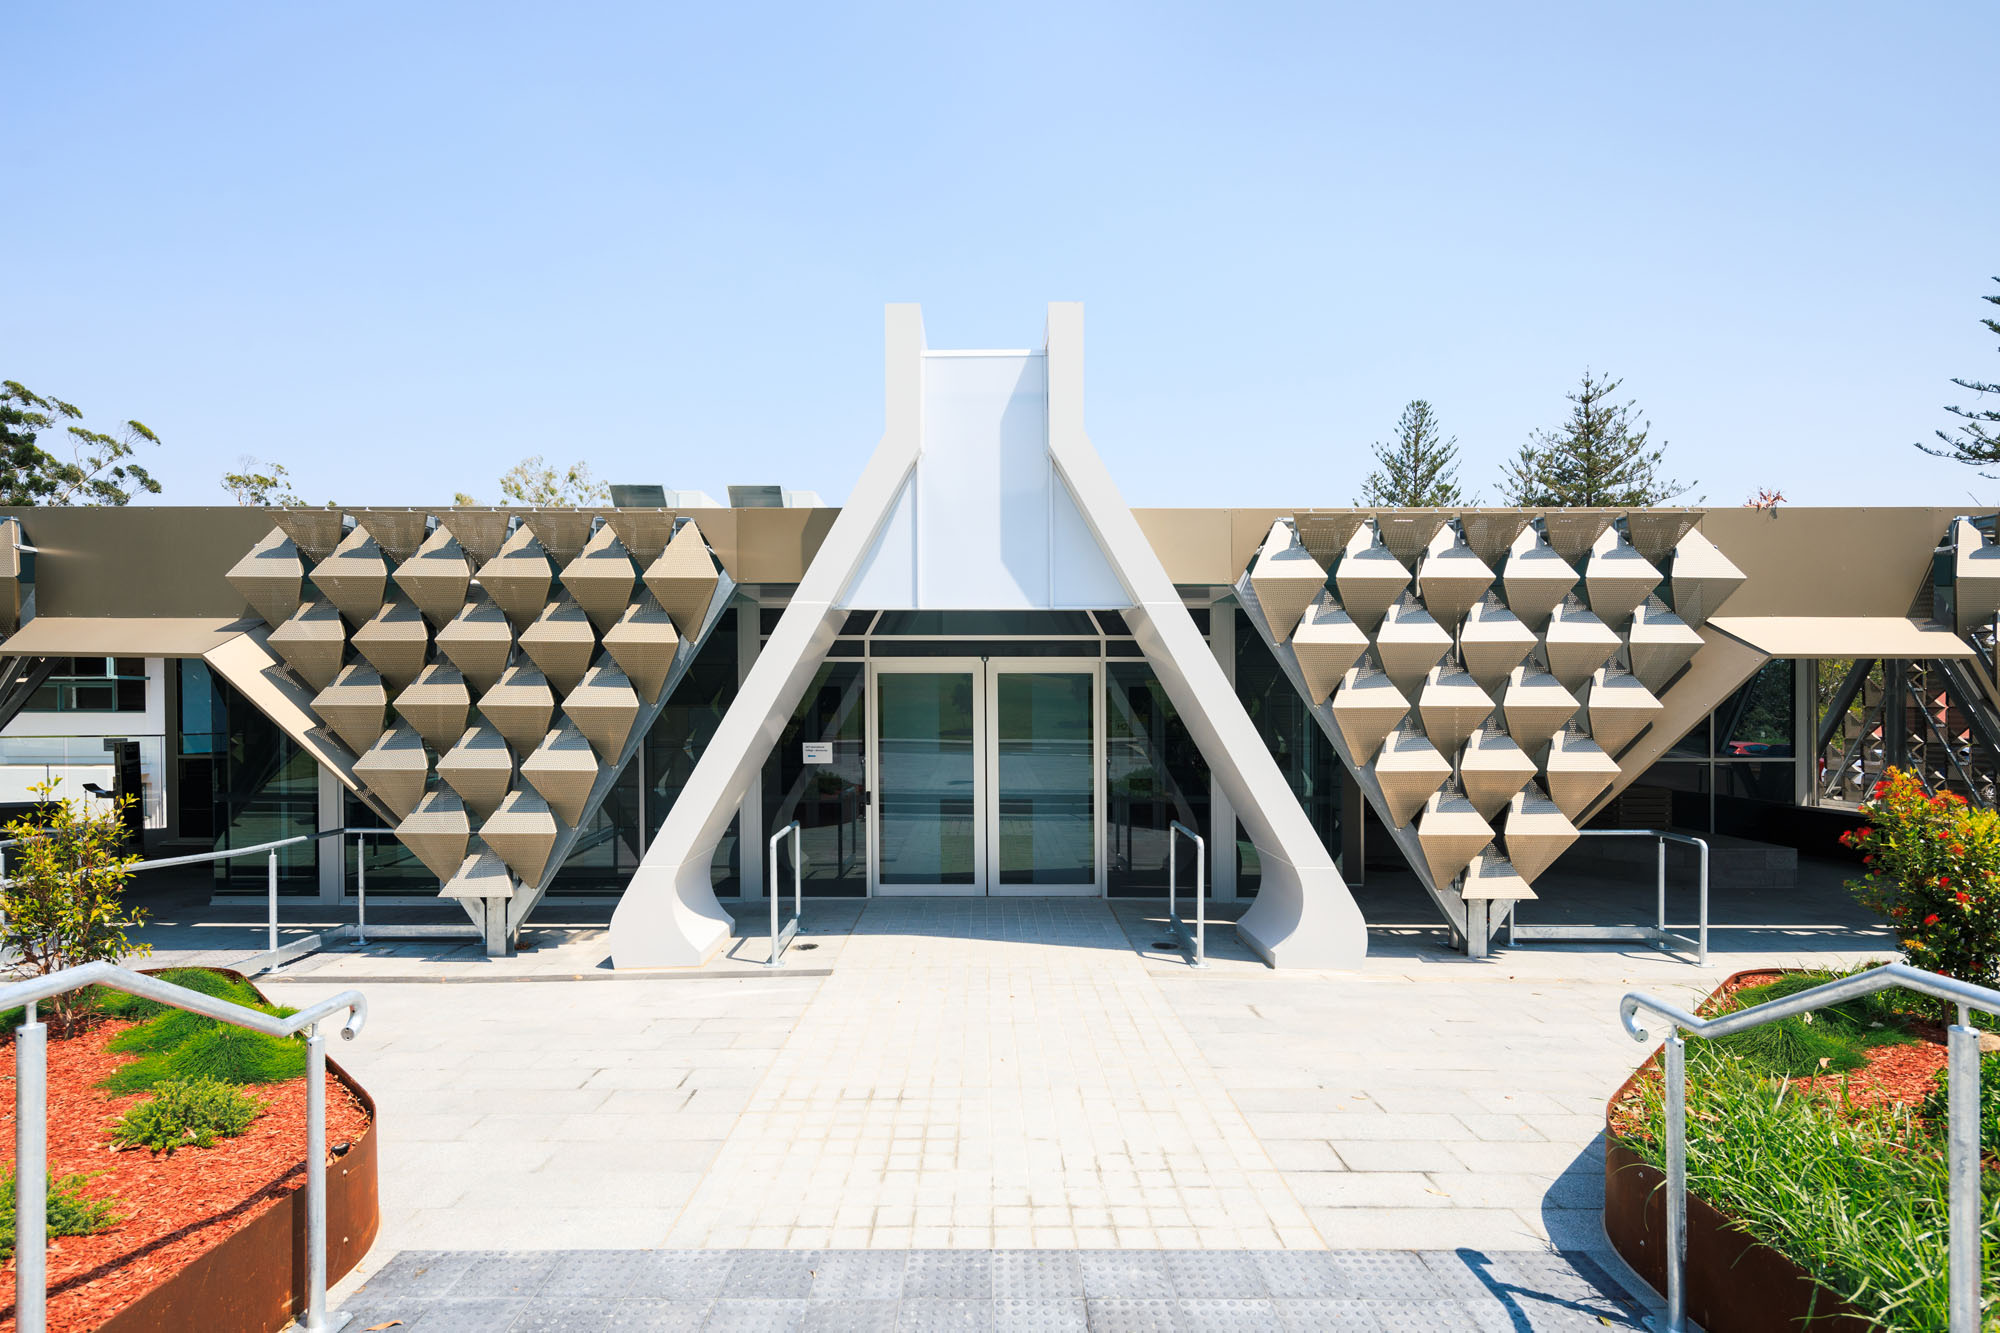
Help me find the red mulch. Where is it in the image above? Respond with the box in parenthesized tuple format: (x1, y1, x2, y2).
(0, 1013, 370, 1333)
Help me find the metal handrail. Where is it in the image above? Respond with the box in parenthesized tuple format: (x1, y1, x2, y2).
(1623, 961, 2000, 1332)
(766, 820, 802, 967)
(130, 834, 318, 970)
(1166, 821, 1207, 968)
(1509, 828, 1709, 965)
(2, 962, 365, 1333)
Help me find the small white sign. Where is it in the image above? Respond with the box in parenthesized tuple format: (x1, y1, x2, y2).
(801, 742, 833, 764)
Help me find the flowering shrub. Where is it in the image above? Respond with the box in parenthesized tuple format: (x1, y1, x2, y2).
(1844, 768, 2000, 989)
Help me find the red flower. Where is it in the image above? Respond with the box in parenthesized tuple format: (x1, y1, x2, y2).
(1863, 855, 1874, 864)
(1958, 892, 1972, 905)
(1941, 877, 1952, 888)
(1924, 913, 1941, 926)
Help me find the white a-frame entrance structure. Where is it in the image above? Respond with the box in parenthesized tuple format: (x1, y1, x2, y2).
(607, 304, 1367, 969)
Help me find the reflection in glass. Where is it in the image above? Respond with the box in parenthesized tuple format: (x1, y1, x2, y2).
(877, 673, 978, 885)
(994, 673, 1094, 885)
(1105, 663, 1209, 896)
(763, 662, 868, 895)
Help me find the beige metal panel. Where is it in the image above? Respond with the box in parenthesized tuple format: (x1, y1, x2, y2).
(1955, 516, 2000, 633)
(1334, 530, 1411, 634)
(394, 662, 473, 752)
(1291, 599, 1368, 704)
(272, 510, 345, 560)
(435, 590, 514, 691)
(564, 661, 641, 758)
(518, 593, 598, 693)
(1329, 666, 1409, 763)
(601, 592, 680, 702)
(1543, 730, 1621, 819)
(1248, 521, 1327, 643)
(1501, 788, 1578, 883)
(1626, 597, 1705, 691)
(1576, 624, 1771, 824)
(1375, 512, 1451, 569)
(353, 510, 428, 561)
(441, 509, 513, 564)
(395, 526, 474, 627)
(1696, 507, 1960, 617)
(1582, 668, 1663, 755)
(1229, 509, 1295, 581)
(1461, 848, 1536, 900)
(310, 526, 390, 626)
(1623, 511, 1702, 565)
(526, 509, 598, 565)
(0, 507, 279, 618)
(716, 507, 841, 585)
(479, 526, 556, 630)
(1415, 791, 1493, 888)
(436, 723, 514, 818)
(605, 510, 679, 567)
(479, 664, 558, 754)
(313, 663, 392, 755)
(1500, 667, 1580, 753)
(398, 788, 471, 881)
(224, 527, 304, 629)
(267, 600, 347, 691)
(561, 525, 638, 631)
(352, 724, 429, 819)
(200, 628, 376, 806)
(1414, 542, 1494, 629)
(1374, 730, 1451, 825)
(520, 721, 598, 825)
(1706, 616, 1975, 658)
(1459, 726, 1537, 819)
(1131, 509, 1232, 584)
(441, 843, 515, 900)
(350, 596, 429, 687)
(480, 787, 562, 883)
(1291, 511, 1371, 571)
(0, 615, 256, 656)
(1542, 598, 1621, 689)
(1501, 537, 1578, 632)
(1667, 527, 1746, 628)
(1582, 532, 1662, 630)
(1459, 597, 1536, 691)
(1456, 512, 1531, 569)
(1375, 597, 1452, 697)
(1417, 666, 1495, 757)
(645, 521, 722, 638)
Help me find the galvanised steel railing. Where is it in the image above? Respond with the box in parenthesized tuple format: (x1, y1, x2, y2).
(1165, 821, 1207, 968)
(1622, 961, 2000, 1333)
(2, 962, 366, 1333)
(765, 819, 802, 967)
(1510, 828, 1709, 965)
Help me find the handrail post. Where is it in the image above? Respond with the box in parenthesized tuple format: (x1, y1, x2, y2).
(1695, 838, 1709, 967)
(1655, 835, 1666, 952)
(1664, 1032, 1687, 1333)
(355, 833, 368, 946)
(769, 827, 779, 964)
(1194, 828, 1206, 968)
(16, 1001, 46, 1333)
(1949, 1012, 1979, 1332)
(1167, 821, 1207, 969)
(765, 820, 801, 967)
(303, 1021, 330, 1332)
(791, 821, 803, 924)
(267, 849, 279, 955)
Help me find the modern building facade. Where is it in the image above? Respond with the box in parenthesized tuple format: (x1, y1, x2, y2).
(1, 303, 1992, 968)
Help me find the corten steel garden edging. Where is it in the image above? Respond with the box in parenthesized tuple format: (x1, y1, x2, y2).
(1601, 968, 1872, 1333)
(83, 968, 379, 1333)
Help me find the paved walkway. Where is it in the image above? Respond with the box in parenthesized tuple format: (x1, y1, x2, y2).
(333, 1245, 1646, 1330)
(120, 860, 1893, 1329)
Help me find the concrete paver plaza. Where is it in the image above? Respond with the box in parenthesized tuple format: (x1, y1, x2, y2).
(135, 860, 1890, 1329)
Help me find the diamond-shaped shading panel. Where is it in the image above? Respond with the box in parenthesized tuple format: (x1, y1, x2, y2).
(443, 509, 512, 565)
(1501, 539, 1578, 632)
(396, 787, 470, 882)
(1416, 790, 1493, 889)
(437, 723, 514, 818)
(1582, 532, 1663, 631)
(1501, 667, 1580, 755)
(479, 525, 556, 631)
(354, 510, 428, 562)
(267, 599, 348, 691)
(351, 596, 429, 688)
(519, 593, 597, 694)
(1247, 522, 1326, 644)
(1459, 597, 1536, 692)
(1458, 726, 1538, 820)
(1374, 512, 1451, 570)
(1374, 731, 1452, 827)
(394, 663, 472, 752)
(1626, 597, 1705, 692)
(601, 592, 680, 703)
(395, 526, 474, 628)
(1375, 598, 1452, 698)
(526, 510, 596, 565)
(1457, 512, 1532, 570)
(1623, 511, 1703, 567)
(560, 525, 637, 632)
(606, 509, 678, 566)
(1291, 599, 1368, 705)
(226, 527, 305, 629)
(1502, 789, 1579, 883)
(1417, 666, 1494, 757)
(312, 664, 390, 756)
(479, 664, 557, 755)
(564, 661, 640, 759)
(1293, 512, 1370, 570)
(1668, 528, 1746, 629)
(1543, 730, 1620, 820)
(521, 722, 599, 826)
(1543, 598, 1621, 690)
(1414, 542, 1494, 630)
(273, 510, 346, 561)
(351, 723, 428, 820)
(1539, 510, 1618, 569)
(1461, 849, 1536, 901)
(309, 525, 389, 626)
(1584, 668, 1663, 756)
(645, 520, 720, 640)
(441, 842, 516, 901)
(1330, 667, 1409, 765)
(435, 590, 514, 692)
(480, 787, 563, 884)
(1334, 527, 1411, 634)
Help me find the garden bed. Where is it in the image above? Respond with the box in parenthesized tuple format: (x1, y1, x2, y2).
(0, 970, 377, 1333)
(1605, 967, 1994, 1332)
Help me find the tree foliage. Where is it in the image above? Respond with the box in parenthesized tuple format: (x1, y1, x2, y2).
(1913, 276, 2000, 476)
(0, 382, 163, 506)
(460, 455, 610, 507)
(1497, 370, 1687, 506)
(1845, 767, 2000, 994)
(1356, 400, 1464, 506)
(0, 780, 148, 1027)
(220, 457, 301, 506)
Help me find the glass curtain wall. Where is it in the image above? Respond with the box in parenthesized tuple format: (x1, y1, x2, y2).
(761, 661, 867, 895)
(1811, 658, 2000, 808)
(1233, 609, 1340, 892)
(176, 661, 319, 893)
(1105, 662, 1210, 897)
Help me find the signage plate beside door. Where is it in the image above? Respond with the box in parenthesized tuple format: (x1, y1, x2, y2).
(801, 742, 833, 764)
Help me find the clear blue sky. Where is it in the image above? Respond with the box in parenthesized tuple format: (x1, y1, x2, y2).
(6, 3, 1995, 509)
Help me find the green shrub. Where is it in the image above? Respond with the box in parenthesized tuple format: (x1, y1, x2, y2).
(111, 1078, 262, 1153)
(1702, 969, 1916, 1078)
(0, 1166, 125, 1259)
(1846, 767, 2000, 993)
(101, 1020, 305, 1094)
(0, 779, 148, 1028)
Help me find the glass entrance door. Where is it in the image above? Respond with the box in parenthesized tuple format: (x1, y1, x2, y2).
(867, 659, 1102, 896)
(872, 663, 985, 894)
